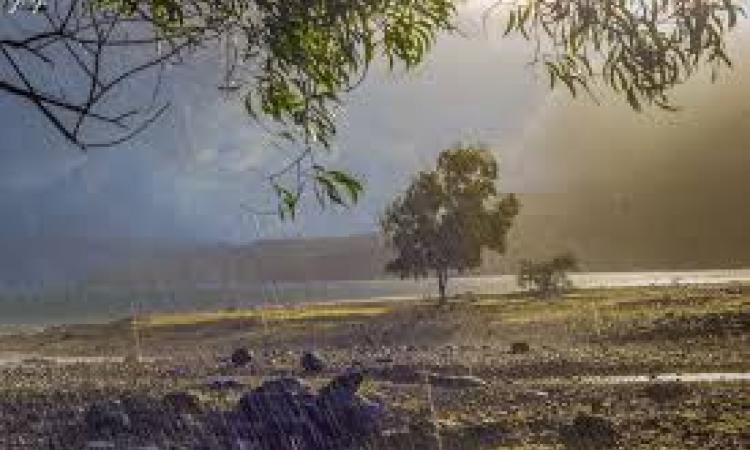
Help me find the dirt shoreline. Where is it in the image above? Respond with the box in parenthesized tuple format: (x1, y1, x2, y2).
(1, 284, 748, 449)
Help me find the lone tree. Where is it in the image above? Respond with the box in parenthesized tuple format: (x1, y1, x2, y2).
(517, 252, 579, 299)
(381, 145, 519, 304)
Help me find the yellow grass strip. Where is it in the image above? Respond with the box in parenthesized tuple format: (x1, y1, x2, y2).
(142, 304, 391, 327)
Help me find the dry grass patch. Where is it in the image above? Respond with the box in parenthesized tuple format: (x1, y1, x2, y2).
(141, 303, 392, 327)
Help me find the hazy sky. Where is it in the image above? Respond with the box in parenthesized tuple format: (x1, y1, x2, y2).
(1, 3, 749, 243)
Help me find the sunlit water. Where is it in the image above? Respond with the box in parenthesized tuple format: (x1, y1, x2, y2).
(1, 269, 749, 329)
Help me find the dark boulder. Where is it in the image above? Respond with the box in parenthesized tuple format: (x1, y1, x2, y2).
(643, 382, 689, 403)
(119, 393, 178, 437)
(238, 377, 321, 449)
(163, 392, 202, 415)
(510, 342, 530, 354)
(84, 400, 131, 438)
(301, 351, 325, 373)
(559, 414, 618, 449)
(235, 371, 385, 450)
(201, 410, 259, 449)
(319, 369, 364, 397)
(230, 348, 253, 367)
(315, 369, 385, 443)
(85, 394, 203, 442)
(238, 377, 317, 429)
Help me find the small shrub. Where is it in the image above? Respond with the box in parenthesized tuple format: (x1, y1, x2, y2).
(517, 252, 578, 299)
(510, 342, 530, 354)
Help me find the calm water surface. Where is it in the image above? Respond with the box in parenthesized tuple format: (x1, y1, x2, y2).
(1, 269, 749, 328)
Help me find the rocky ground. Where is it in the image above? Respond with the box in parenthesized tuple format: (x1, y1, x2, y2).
(0, 284, 748, 449)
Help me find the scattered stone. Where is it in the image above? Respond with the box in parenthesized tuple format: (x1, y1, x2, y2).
(531, 390, 550, 398)
(643, 382, 689, 403)
(84, 401, 131, 438)
(721, 283, 744, 295)
(559, 414, 618, 450)
(231, 348, 253, 367)
(301, 351, 325, 373)
(510, 342, 530, 354)
(375, 356, 394, 364)
(163, 392, 202, 414)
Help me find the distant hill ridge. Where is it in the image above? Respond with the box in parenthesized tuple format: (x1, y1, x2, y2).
(2, 192, 749, 289)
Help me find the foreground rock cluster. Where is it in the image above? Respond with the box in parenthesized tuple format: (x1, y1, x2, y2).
(84, 369, 384, 450)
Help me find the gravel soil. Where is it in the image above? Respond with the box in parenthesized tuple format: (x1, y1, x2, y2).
(1, 284, 748, 449)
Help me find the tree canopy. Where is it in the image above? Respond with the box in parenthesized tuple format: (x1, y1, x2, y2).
(496, 0, 745, 111)
(381, 145, 519, 303)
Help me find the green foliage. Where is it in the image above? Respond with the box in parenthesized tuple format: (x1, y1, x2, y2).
(312, 165, 364, 206)
(272, 165, 363, 219)
(517, 253, 579, 299)
(97, 0, 454, 217)
(381, 145, 520, 302)
(499, 0, 745, 111)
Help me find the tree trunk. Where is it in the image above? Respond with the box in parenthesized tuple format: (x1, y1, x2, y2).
(437, 268, 447, 305)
